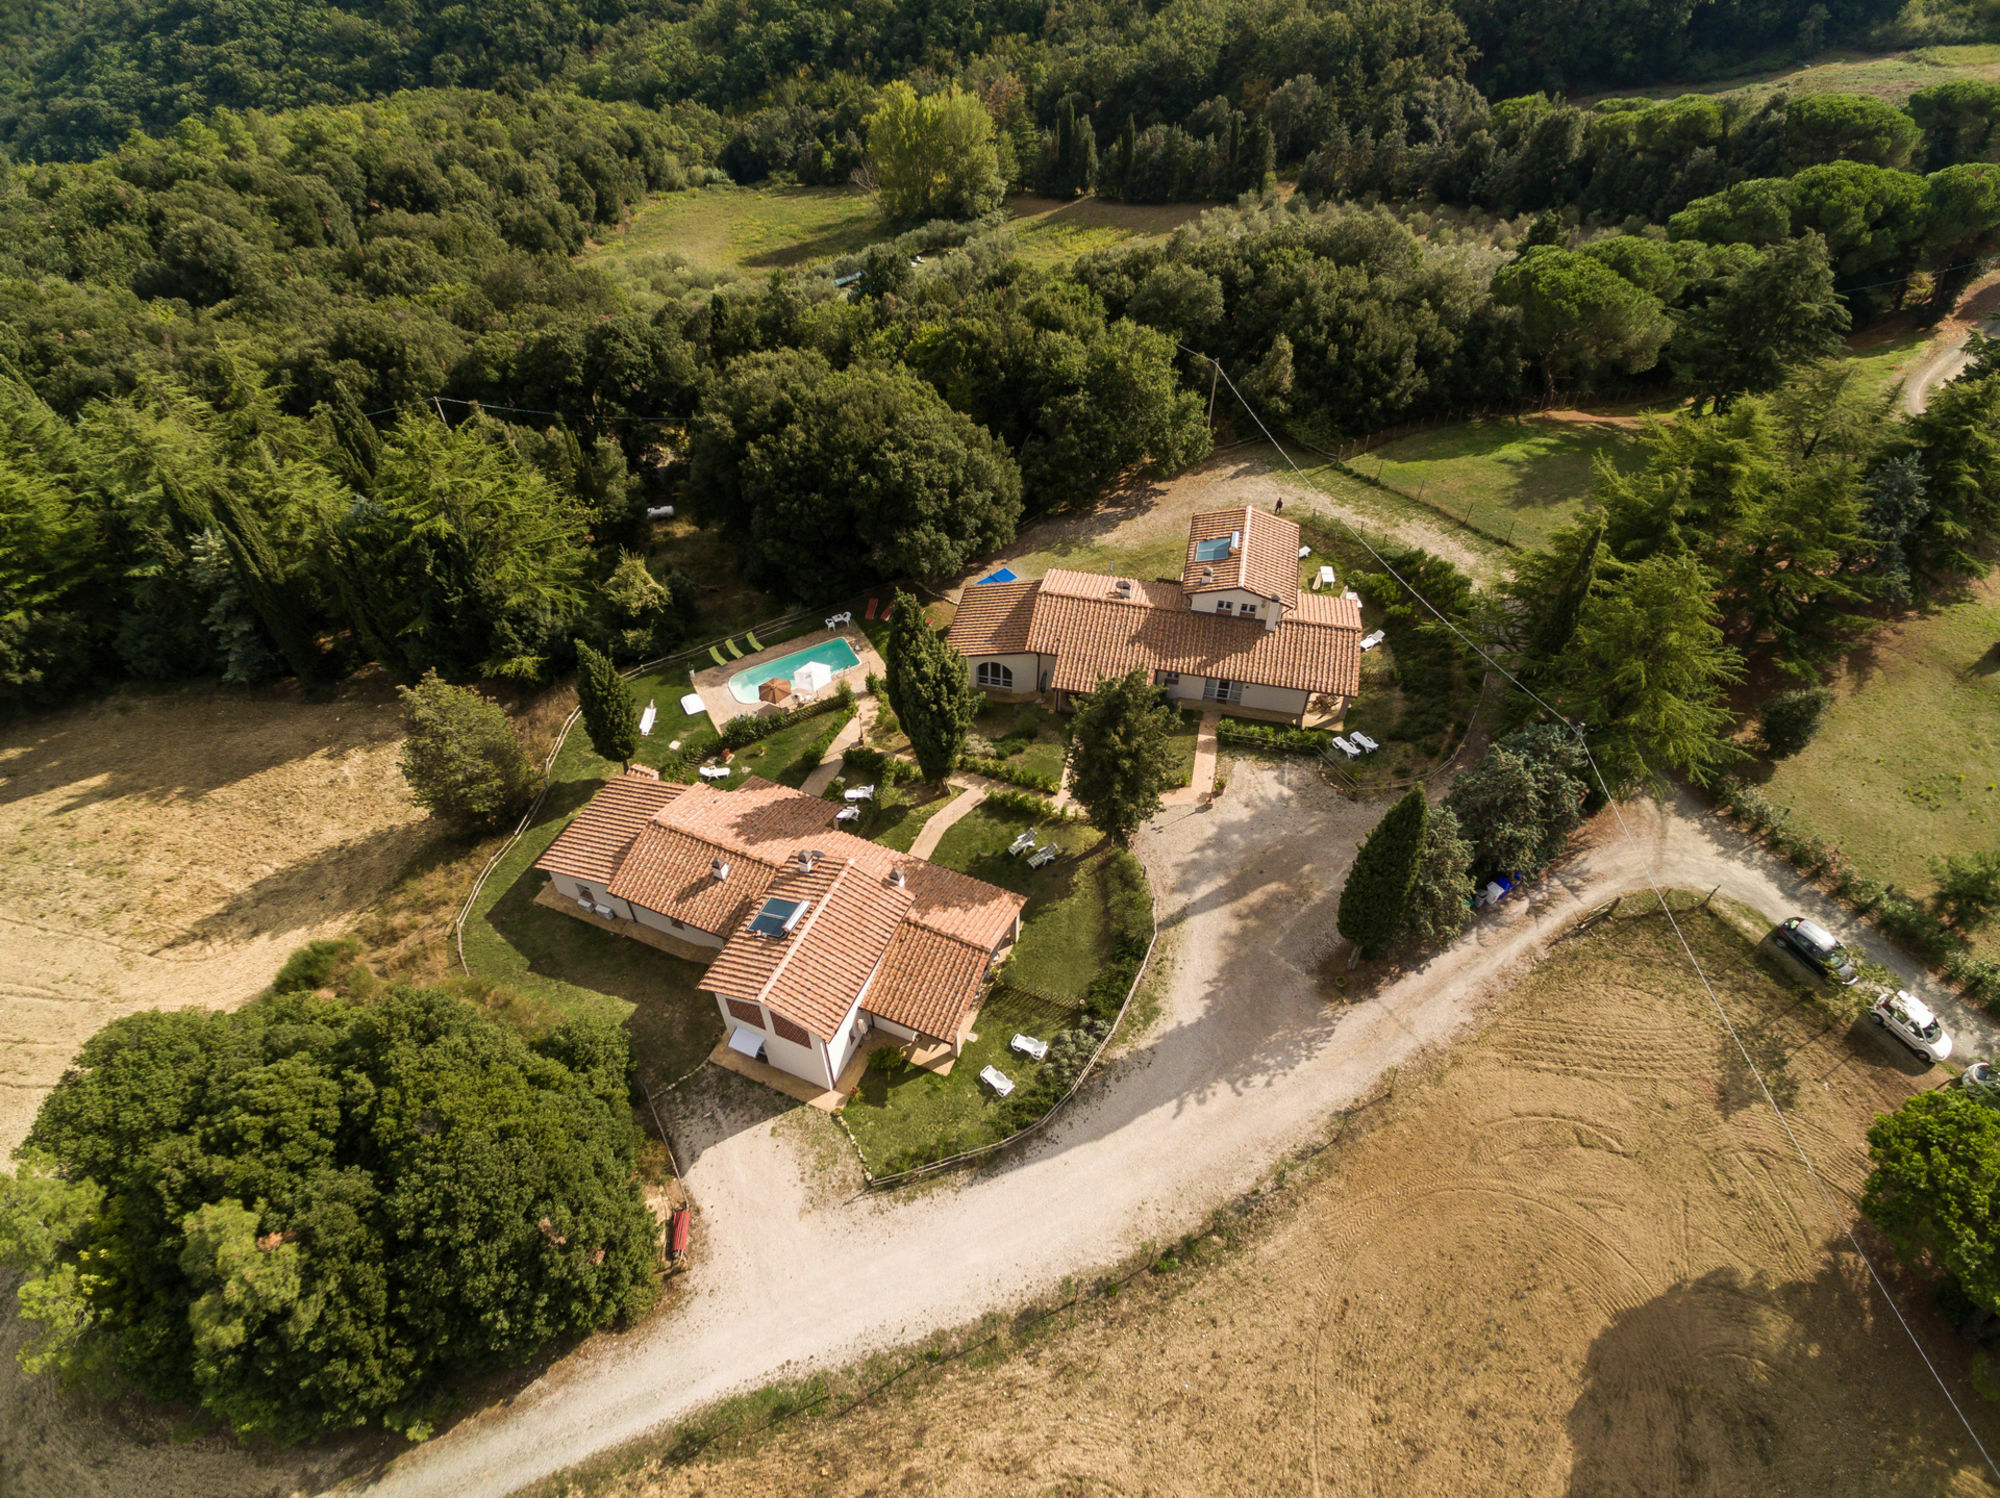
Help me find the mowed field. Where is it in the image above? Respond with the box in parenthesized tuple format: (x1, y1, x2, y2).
(0, 681, 433, 1157)
(577, 903, 1999, 1498)
(1600, 43, 2000, 105)
(1759, 569, 2000, 906)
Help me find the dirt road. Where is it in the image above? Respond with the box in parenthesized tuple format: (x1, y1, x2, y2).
(315, 767, 1995, 1498)
(1899, 274, 2000, 415)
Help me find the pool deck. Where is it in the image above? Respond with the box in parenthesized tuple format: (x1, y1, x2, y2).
(689, 625, 884, 731)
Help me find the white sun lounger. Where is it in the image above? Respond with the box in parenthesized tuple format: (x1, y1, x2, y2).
(843, 784, 876, 802)
(639, 701, 657, 736)
(979, 1065, 1016, 1097)
(1359, 630, 1387, 652)
(1350, 731, 1380, 752)
(834, 805, 860, 824)
(1331, 737, 1361, 758)
(699, 765, 732, 780)
(1298, 545, 1311, 559)
(1026, 845, 1058, 869)
(1010, 1034, 1050, 1062)
(1007, 831, 1037, 855)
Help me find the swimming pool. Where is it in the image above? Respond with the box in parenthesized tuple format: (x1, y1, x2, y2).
(728, 637, 864, 703)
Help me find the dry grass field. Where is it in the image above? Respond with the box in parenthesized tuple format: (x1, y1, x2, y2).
(573, 904, 2000, 1498)
(0, 678, 434, 1157)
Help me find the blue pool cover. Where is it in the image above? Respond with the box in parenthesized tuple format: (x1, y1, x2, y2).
(975, 567, 1018, 584)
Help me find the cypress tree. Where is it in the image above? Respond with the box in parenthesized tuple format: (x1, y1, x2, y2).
(1336, 786, 1428, 961)
(575, 639, 639, 767)
(1531, 518, 1603, 666)
(1067, 669, 1174, 844)
(884, 589, 979, 782)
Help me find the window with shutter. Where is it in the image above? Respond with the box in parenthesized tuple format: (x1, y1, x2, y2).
(726, 998, 763, 1027)
(771, 1013, 810, 1046)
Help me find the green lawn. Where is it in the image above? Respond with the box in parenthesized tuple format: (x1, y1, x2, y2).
(932, 804, 1109, 998)
(1845, 318, 1939, 406)
(1758, 574, 2000, 927)
(972, 700, 1068, 783)
(1588, 45, 2000, 106)
(866, 784, 960, 852)
(1359, 416, 1639, 553)
(1164, 709, 1202, 787)
(587, 184, 887, 277)
(840, 987, 1077, 1171)
(726, 705, 853, 788)
(1006, 195, 1209, 270)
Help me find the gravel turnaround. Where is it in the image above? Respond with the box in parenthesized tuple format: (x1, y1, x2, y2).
(343, 767, 1997, 1498)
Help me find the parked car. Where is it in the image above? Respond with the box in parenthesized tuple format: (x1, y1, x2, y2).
(1773, 916, 1859, 985)
(1960, 1060, 2000, 1110)
(1870, 989, 1953, 1064)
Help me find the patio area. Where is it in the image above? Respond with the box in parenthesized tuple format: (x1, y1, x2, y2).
(687, 625, 885, 732)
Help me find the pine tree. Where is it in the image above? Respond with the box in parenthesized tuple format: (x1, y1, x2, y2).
(884, 589, 979, 782)
(574, 639, 639, 767)
(1337, 786, 1428, 961)
(1531, 517, 1604, 666)
(1067, 669, 1174, 843)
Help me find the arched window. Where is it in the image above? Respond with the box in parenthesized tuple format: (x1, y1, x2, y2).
(976, 661, 1014, 690)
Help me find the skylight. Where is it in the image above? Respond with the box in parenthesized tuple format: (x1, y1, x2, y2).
(748, 897, 810, 937)
(1193, 537, 1232, 563)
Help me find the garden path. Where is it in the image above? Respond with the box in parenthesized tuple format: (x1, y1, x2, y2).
(798, 698, 874, 797)
(905, 776, 991, 859)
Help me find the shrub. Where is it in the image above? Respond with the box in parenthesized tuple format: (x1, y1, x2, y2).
(719, 681, 854, 748)
(841, 743, 923, 783)
(958, 754, 1061, 793)
(397, 670, 536, 832)
(270, 938, 361, 994)
(1214, 719, 1329, 754)
(1758, 686, 1835, 759)
(985, 787, 1076, 819)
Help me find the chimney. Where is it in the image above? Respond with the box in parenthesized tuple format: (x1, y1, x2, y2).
(796, 848, 817, 874)
(710, 857, 729, 881)
(1229, 529, 1242, 555)
(889, 866, 906, 888)
(1200, 564, 1214, 583)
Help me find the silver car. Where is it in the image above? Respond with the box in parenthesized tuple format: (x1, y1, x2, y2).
(1870, 989, 1953, 1064)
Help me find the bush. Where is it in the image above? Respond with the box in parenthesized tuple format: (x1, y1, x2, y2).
(270, 938, 361, 994)
(720, 681, 854, 748)
(0, 989, 659, 1441)
(985, 787, 1076, 819)
(1759, 686, 1835, 759)
(841, 743, 923, 783)
(958, 753, 1061, 792)
(397, 670, 536, 832)
(1214, 719, 1329, 754)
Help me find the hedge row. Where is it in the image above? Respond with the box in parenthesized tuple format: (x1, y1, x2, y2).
(1215, 719, 1330, 755)
(839, 743, 923, 783)
(719, 682, 855, 748)
(958, 753, 1061, 793)
(1712, 776, 2000, 1006)
(985, 787, 1077, 820)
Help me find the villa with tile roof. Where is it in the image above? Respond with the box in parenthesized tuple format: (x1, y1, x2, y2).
(534, 770, 1026, 1092)
(948, 504, 1362, 725)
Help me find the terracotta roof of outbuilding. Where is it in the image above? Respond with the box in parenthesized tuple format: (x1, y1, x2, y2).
(533, 766, 686, 886)
(865, 924, 995, 1042)
(1182, 505, 1301, 607)
(947, 577, 1041, 656)
(1022, 571, 1361, 698)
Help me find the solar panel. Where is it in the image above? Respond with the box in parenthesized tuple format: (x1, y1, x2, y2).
(1193, 537, 1231, 563)
(748, 897, 807, 936)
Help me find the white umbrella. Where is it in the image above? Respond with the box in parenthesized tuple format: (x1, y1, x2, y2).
(793, 660, 833, 694)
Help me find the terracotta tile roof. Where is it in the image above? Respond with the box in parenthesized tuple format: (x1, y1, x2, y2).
(948, 578, 1041, 656)
(1182, 505, 1301, 607)
(1023, 571, 1361, 698)
(556, 776, 1025, 1042)
(705, 857, 913, 1039)
(533, 766, 686, 886)
(865, 925, 993, 1042)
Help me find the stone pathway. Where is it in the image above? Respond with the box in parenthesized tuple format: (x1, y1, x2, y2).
(800, 698, 875, 797)
(1160, 708, 1221, 807)
(907, 777, 990, 859)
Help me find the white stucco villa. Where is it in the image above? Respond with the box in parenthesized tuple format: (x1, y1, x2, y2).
(947, 504, 1363, 725)
(533, 771, 1025, 1092)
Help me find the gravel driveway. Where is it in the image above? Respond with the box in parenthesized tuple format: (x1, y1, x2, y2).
(336, 767, 1995, 1498)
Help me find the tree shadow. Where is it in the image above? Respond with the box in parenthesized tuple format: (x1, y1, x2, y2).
(1564, 1260, 1998, 1495)
(163, 822, 441, 951)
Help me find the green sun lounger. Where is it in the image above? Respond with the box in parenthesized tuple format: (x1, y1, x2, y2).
(709, 645, 728, 668)
(724, 638, 745, 659)
(745, 631, 765, 652)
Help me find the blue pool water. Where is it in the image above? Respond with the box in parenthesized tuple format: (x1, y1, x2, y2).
(728, 638, 863, 703)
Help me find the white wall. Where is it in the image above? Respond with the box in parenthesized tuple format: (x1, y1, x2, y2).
(712, 992, 835, 1088)
(549, 872, 636, 922)
(1188, 588, 1276, 619)
(1238, 682, 1311, 720)
(967, 652, 1040, 695)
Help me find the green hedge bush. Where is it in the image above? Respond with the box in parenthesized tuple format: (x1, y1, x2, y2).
(958, 753, 1061, 793)
(719, 682, 855, 748)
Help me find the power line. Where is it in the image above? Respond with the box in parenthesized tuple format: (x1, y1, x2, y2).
(1191, 344, 2000, 1485)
